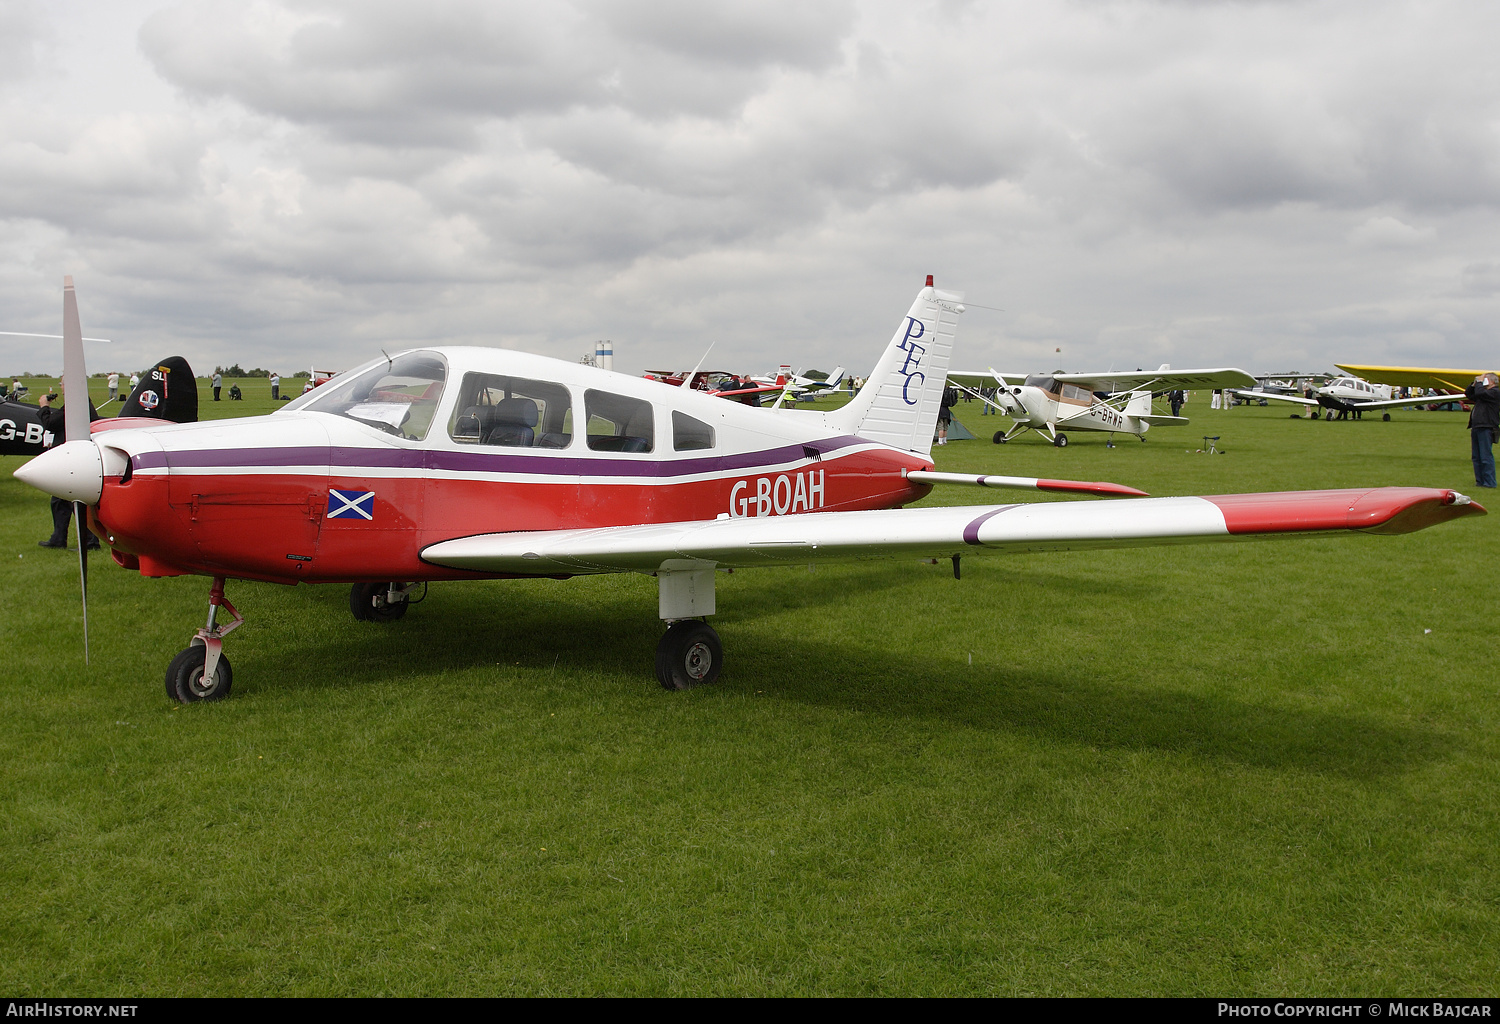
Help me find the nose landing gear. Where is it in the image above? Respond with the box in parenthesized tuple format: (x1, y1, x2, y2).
(165, 576, 241, 703)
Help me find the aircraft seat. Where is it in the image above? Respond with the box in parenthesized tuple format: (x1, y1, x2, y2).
(454, 405, 496, 443)
(488, 397, 539, 447)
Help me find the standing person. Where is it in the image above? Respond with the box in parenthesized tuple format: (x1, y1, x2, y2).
(1169, 389, 1184, 417)
(1464, 372, 1499, 489)
(107, 371, 119, 401)
(936, 385, 957, 445)
(1210, 389, 1222, 410)
(34, 390, 101, 550)
(129, 371, 140, 393)
(212, 369, 222, 401)
(270, 372, 280, 401)
(979, 385, 993, 415)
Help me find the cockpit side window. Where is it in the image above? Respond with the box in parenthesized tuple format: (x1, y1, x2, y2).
(585, 390, 654, 453)
(449, 372, 572, 448)
(297, 351, 447, 440)
(1024, 375, 1058, 392)
(672, 411, 715, 451)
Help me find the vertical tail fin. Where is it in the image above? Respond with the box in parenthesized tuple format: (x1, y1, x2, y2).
(827, 276, 964, 456)
(1125, 390, 1152, 417)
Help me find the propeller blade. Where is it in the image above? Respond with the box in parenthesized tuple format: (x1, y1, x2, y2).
(62, 278, 90, 666)
(61, 276, 88, 445)
(74, 501, 89, 666)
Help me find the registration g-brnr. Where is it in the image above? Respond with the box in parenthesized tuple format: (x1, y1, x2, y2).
(15, 277, 1487, 702)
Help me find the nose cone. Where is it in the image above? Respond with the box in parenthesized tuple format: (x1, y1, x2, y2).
(14, 439, 103, 503)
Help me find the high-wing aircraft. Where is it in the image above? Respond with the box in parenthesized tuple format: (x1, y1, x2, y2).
(1333, 364, 1492, 395)
(1233, 373, 1464, 420)
(15, 277, 1485, 703)
(949, 366, 1256, 446)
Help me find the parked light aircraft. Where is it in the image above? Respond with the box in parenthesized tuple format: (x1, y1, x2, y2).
(949, 366, 1256, 446)
(16, 277, 1486, 703)
(1233, 374, 1462, 420)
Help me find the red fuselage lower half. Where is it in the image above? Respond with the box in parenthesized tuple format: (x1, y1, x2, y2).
(96, 438, 933, 584)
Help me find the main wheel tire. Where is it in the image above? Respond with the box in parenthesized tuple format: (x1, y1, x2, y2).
(1053, 434, 1069, 448)
(992, 431, 1007, 444)
(165, 645, 233, 703)
(655, 621, 723, 691)
(350, 582, 409, 622)
(1382, 413, 1391, 421)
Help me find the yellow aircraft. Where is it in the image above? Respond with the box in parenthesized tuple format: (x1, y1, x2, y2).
(1334, 364, 1494, 394)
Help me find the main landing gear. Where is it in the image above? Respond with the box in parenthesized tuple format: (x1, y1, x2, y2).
(165, 576, 242, 703)
(1052, 433, 1069, 448)
(654, 565, 724, 690)
(656, 620, 723, 690)
(349, 581, 417, 622)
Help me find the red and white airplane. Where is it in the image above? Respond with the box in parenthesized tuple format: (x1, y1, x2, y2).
(16, 276, 1487, 703)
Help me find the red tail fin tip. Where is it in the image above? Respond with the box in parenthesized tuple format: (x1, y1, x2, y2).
(925, 274, 934, 287)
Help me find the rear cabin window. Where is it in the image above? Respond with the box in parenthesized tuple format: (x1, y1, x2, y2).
(449, 373, 572, 448)
(672, 411, 715, 451)
(585, 390, 654, 453)
(1060, 383, 1093, 402)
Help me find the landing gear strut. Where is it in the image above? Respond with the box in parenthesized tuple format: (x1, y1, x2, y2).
(165, 576, 241, 703)
(655, 565, 723, 690)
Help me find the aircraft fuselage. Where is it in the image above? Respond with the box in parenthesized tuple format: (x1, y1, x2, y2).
(88, 347, 933, 585)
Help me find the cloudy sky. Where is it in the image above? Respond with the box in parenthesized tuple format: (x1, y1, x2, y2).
(2, 0, 1498, 378)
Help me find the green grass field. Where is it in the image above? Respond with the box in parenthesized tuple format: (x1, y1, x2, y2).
(2, 377, 1496, 995)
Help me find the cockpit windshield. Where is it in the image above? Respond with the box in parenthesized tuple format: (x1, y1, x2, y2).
(1023, 375, 1058, 392)
(291, 351, 447, 440)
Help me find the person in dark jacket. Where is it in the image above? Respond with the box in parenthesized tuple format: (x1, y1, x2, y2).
(34, 391, 102, 549)
(1465, 372, 1499, 488)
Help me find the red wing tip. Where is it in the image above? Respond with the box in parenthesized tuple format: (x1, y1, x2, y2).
(1038, 479, 1150, 498)
(1206, 487, 1486, 535)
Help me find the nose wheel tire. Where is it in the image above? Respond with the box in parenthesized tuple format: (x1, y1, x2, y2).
(656, 621, 723, 690)
(165, 646, 233, 703)
(350, 582, 409, 622)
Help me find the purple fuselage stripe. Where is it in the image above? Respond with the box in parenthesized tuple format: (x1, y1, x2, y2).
(133, 435, 869, 479)
(963, 507, 1010, 545)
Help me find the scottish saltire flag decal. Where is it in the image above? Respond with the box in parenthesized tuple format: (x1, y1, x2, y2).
(327, 488, 375, 520)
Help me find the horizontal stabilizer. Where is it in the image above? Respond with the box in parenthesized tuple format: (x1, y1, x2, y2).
(906, 470, 1147, 497)
(1139, 414, 1189, 426)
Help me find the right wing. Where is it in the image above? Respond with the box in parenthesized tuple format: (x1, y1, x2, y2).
(949, 370, 1028, 387)
(1060, 368, 1257, 393)
(422, 488, 1483, 575)
(1233, 389, 1320, 407)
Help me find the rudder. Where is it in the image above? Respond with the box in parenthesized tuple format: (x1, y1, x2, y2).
(829, 276, 964, 456)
